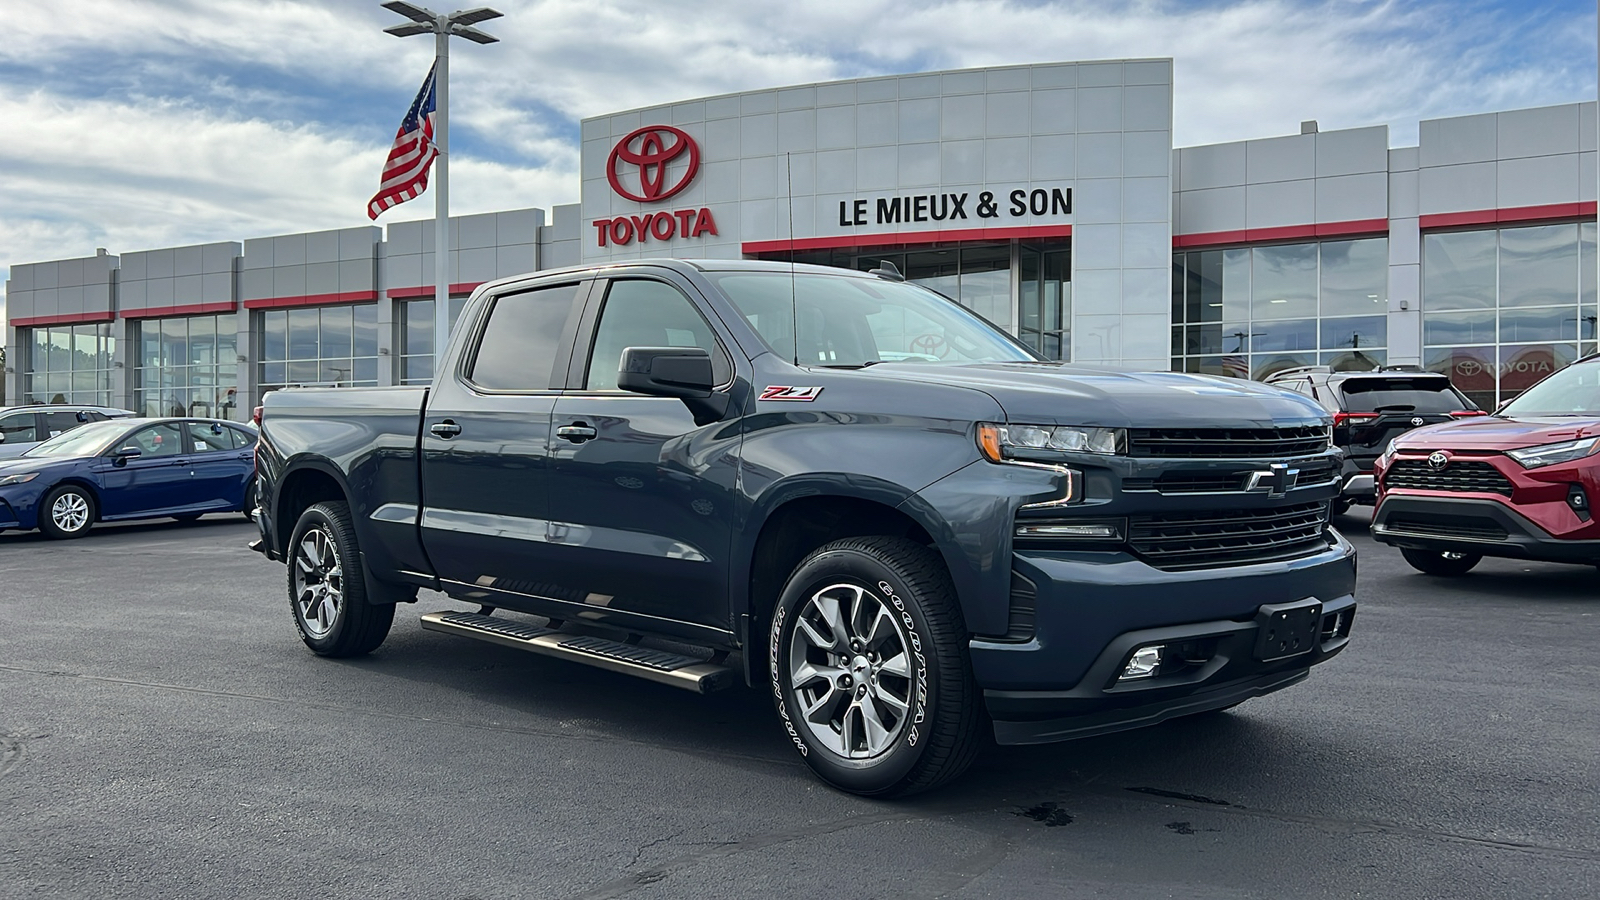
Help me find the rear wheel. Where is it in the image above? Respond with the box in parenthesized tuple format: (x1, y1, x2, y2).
(770, 536, 984, 797)
(287, 501, 393, 656)
(1401, 547, 1482, 577)
(38, 485, 95, 539)
(241, 478, 258, 522)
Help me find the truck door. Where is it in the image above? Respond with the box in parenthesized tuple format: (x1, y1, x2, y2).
(544, 273, 742, 636)
(418, 279, 588, 594)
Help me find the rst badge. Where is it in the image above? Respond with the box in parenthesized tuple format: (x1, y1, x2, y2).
(759, 385, 823, 402)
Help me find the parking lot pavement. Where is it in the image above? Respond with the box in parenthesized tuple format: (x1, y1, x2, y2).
(1, 511, 1597, 899)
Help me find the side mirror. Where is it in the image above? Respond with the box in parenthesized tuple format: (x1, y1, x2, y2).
(617, 347, 716, 399)
(113, 446, 142, 466)
(0, 433, 6, 443)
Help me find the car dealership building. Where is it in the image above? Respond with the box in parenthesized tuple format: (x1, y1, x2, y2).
(5, 57, 1597, 419)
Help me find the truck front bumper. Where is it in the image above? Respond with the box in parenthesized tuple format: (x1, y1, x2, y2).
(970, 535, 1357, 745)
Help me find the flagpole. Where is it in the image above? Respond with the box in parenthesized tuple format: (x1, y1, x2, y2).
(379, 3, 501, 365)
(434, 22, 450, 358)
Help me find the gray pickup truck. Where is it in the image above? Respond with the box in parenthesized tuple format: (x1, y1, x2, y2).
(252, 259, 1357, 796)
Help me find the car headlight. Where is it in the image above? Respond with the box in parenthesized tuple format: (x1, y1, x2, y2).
(0, 472, 40, 487)
(1505, 437, 1600, 469)
(977, 423, 1124, 460)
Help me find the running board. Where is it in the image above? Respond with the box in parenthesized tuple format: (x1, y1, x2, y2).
(419, 611, 735, 694)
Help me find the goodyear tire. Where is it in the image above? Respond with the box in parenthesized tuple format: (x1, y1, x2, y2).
(770, 536, 983, 797)
(287, 501, 394, 657)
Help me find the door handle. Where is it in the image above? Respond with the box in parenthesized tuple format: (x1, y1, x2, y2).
(556, 423, 598, 443)
(430, 420, 462, 439)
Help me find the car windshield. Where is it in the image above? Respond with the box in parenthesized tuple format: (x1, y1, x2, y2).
(1338, 377, 1474, 414)
(22, 420, 128, 459)
(705, 270, 1038, 367)
(1497, 361, 1600, 416)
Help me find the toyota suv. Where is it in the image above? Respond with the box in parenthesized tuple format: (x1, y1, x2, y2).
(1267, 366, 1482, 515)
(1372, 354, 1600, 575)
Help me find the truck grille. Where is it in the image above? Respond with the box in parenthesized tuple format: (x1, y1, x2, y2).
(1127, 502, 1331, 571)
(1127, 426, 1331, 459)
(1123, 458, 1339, 494)
(1383, 459, 1513, 497)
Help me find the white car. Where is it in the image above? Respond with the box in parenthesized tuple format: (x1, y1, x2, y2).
(0, 405, 137, 458)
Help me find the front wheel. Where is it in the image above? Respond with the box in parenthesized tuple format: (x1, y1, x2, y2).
(287, 501, 394, 656)
(1401, 547, 1482, 577)
(39, 485, 96, 539)
(770, 536, 984, 797)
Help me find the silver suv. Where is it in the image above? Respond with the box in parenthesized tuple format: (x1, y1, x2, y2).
(0, 405, 137, 458)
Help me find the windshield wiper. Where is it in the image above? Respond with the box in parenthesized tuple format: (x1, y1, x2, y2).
(1371, 404, 1417, 412)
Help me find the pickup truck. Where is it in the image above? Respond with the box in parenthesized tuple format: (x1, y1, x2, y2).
(251, 258, 1357, 797)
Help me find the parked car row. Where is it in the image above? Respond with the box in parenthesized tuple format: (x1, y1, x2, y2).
(0, 417, 258, 538)
(0, 404, 136, 457)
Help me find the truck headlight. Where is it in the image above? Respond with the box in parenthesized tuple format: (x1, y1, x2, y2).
(0, 472, 39, 487)
(977, 423, 1124, 460)
(1505, 437, 1600, 469)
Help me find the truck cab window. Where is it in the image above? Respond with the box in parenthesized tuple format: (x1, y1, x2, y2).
(468, 283, 581, 391)
(584, 280, 729, 391)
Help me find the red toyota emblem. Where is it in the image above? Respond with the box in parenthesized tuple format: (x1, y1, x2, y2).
(607, 125, 700, 203)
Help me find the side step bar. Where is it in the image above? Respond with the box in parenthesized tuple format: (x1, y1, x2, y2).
(419, 611, 735, 694)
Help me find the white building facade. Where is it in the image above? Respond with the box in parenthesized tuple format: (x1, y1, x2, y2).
(4, 58, 1596, 418)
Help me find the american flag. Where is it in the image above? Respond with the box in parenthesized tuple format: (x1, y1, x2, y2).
(367, 63, 439, 220)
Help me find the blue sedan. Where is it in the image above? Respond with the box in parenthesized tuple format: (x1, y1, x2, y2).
(0, 417, 258, 539)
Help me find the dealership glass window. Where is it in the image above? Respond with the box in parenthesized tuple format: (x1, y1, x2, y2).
(257, 304, 379, 400)
(1018, 246, 1070, 359)
(1171, 238, 1387, 380)
(21, 323, 116, 407)
(133, 313, 239, 420)
(1422, 222, 1598, 408)
(399, 296, 468, 385)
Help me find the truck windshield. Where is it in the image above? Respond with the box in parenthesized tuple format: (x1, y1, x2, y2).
(706, 270, 1038, 367)
(1497, 361, 1600, 416)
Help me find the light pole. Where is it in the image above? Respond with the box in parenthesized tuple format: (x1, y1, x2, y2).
(380, 2, 501, 356)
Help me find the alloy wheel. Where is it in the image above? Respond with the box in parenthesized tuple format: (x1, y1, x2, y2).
(51, 492, 90, 533)
(786, 582, 915, 759)
(293, 527, 344, 637)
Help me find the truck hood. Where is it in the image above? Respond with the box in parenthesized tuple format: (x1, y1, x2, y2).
(1390, 415, 1600, 451)
(851, 362, 1327, 428)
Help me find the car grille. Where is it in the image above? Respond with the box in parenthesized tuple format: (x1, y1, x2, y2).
(1127, 502, 1331, 571)
(1383, 459, 1513, 497)
(1123, 458, 1339, 494)
(1385, 515, 1508, 542)
(1127, 426, 1331, 459)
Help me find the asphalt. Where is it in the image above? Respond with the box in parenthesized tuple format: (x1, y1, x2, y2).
(0, 511, 1596, 899)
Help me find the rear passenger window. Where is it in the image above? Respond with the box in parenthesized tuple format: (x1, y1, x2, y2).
(227, 427, 257, 450)
(188, 422, 232, 454)
(0, 413, 38, 443)
(42, 411, 84, 438)
(468, 283, 581, 391)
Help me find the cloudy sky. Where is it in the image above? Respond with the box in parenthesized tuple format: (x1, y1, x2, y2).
(2, 0, 1597, 321)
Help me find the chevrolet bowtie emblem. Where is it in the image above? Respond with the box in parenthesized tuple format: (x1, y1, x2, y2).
(1246, 462, 1300, 498)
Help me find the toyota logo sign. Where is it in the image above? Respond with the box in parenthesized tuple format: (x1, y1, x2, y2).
(1428, 451, 1449, 470)
(607, 125, 700, 203)
(1410, 416, 1425, 426)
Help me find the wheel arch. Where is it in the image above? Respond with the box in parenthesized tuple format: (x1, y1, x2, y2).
(41, 476, 105, 521)
(737, 479, 967, 682)
(271, 459, 351, 558)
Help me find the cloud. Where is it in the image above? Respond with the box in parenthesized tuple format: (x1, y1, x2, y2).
(3, 0, 1597, 323)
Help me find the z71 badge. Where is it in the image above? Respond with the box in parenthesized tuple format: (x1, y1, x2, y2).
(759, 385, 823, 402)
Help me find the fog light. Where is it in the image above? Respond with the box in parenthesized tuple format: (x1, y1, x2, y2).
(1568, 485, 1591, 522)
(1121, 645, 1163, 680)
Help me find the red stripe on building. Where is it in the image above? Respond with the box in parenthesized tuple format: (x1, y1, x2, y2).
(120, 302, 239, 320)
(241, 290, 380, 310)
(385, 282, 485, 299)
(1173, 218, 1389, 249)
(741, 224, 1072, 255)
(9, 310, 116, 327)
(1419, 202, 1598, 231)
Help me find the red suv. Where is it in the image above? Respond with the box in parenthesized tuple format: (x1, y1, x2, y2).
(1372, 355, 1600, 575)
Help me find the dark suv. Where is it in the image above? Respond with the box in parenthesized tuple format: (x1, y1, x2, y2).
(1266, 366, 1482, 514)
